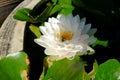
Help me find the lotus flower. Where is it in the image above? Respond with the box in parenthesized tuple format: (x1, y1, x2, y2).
(34, 14, 97, 60)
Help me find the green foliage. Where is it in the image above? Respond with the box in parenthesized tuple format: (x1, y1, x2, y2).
(29, 24, 41, 38)
(41, 56, 86, 80)
(91, 36, 109, 47)
(13, 0, 74, 23)
(59, 4, 74, 15)
(40, 57, 120, 80)
(94, 59, 120, 80)
(13, 3, 53, 23)
(92, 39, 108, 47)
(35, 3, 54, 23)
(0, 52, 29, 80)
(51, 0, 57, 5)
(58, 0, 72, 4)
(13, 8, 34, 22)
(86, 59, 120, 80)
(50, 0, 74, 15)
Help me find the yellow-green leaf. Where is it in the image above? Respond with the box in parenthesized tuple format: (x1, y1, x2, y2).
(29, 24, 41, 38)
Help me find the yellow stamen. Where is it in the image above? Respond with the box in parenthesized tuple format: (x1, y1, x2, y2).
(61, 32, 73, 41)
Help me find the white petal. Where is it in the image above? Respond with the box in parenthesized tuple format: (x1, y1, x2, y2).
(87, 28, 97, 36)
(34, 38, 48, 48)
(45, 47, 56, 55)
(79, 22, 85, 31)
(72, 23, 83, 40)
(73, 15, 80, 23)
(34, 36, 54, 48)
(72, 24, 79, 34)
(82, 24, 91, 34)
(65, 52, 76, 59)
(48, 17, 59, 23)
(58, 14, 73, 31)
(80, 34, 89, 41)
(80, 17, 86, 23)
(42, 22, 54, 35)
(67, 14, 73, 19)
(57, 14, 65, 22)
(51, 23, 60, 32)
(40, 27, 47, 35)
(89, 37, 97, 44)
(87, 46, 95, 55)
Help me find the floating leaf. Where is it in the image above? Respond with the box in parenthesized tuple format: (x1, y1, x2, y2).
(0, 52, 29, 80)
(13, 4, 53, 23)
(41, 56, 86, 80)
(29, 24, 41, 38)
(13, 8, 34, 22)
(94, 59, 120, 80)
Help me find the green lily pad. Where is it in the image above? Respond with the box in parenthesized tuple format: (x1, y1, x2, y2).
(13, 8, 34, 22)
(94, 59, 120, 80)
(0, 52, 29, 80)
(41, 56, 86, 80)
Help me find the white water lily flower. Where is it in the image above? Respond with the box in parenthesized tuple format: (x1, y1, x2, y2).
(34, 14, 97, 60)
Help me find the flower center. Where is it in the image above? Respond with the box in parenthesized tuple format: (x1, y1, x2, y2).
(61, 32, 73, 41)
